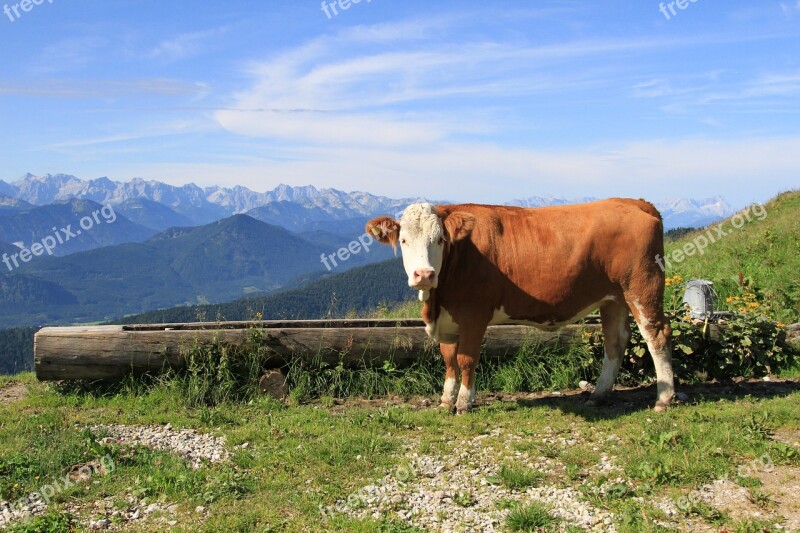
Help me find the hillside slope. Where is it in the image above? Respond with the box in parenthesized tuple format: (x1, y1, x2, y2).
(664, 190, 800, 321)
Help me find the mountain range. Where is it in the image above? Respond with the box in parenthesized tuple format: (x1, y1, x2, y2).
(508, 195, 735, 229)
(1, 174, 734, 234)
(0, 173, 424, 227)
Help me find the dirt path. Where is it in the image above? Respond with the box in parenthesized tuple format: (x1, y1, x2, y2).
(0, 382, 28, 403)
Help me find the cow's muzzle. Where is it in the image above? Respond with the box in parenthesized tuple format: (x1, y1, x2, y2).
(411, 269, 437, 290)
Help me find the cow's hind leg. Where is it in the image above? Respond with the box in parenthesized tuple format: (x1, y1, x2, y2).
(637, 318, 674, 412)
(455, 326, 486, 414)
(589, 301, 630, 405)
(440, 342, 459, 411)
(628, 299, 675, 411)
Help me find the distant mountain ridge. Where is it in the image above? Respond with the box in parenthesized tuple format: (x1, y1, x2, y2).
(656, 196, 735, 229)
(0, 194, 33, 216)
(0, 173, 736, 232)
(0, 173, 426, 227)
(506, 195, 735, 229)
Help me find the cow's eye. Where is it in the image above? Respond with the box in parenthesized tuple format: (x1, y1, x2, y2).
(400, 238, 407, 245)
(438, 237, 444, 245)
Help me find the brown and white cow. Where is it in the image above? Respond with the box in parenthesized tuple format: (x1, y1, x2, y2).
(366, 199, 674, 414)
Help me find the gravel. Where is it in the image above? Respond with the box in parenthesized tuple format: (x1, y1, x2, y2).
(91, 423, 229, 469)
(0, 498, 46, 529)
(327, 428, 620, 531)
(78, 491, 182, 530)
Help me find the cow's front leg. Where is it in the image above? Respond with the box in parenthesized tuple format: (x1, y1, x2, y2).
(455, 328, 485, 414)
(439, 342, 459, 411)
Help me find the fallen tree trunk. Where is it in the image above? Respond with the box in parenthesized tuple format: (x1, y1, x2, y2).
(34, 319, 599, 381)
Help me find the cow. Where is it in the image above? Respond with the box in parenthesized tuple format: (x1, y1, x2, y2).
(366, 199, 675, 414)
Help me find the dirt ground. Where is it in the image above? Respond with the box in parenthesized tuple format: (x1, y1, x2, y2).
(325, 376, 800, 415)
(0, 382, 28, 403)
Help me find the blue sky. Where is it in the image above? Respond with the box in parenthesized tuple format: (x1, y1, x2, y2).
(0, 0, 798, 207)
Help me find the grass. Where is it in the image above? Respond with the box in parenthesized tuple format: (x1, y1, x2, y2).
(505, 502, 560, 531)
(495, 464, 547, 490)
(2, 372, 799, 531)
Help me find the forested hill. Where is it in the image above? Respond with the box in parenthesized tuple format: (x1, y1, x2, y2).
(114, 258, 413, 325)
(0, 327, 37, 375)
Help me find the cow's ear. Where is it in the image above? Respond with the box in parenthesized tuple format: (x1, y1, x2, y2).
(366, 216, 400, 251)
(442, 211, 475, 242)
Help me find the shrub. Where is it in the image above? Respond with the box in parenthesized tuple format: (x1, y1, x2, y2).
(584, 279, 795, 383)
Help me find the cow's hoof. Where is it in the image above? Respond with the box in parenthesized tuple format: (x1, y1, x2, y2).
(439, 402, 456, 413)
(653, 402, 670, 412)
(585, 395, 607, 407)
(455, 403, 472, 415)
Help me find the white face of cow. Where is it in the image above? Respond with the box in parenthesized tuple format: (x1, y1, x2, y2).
(366, 204, 474, 302)
(398, 203, 446, 292)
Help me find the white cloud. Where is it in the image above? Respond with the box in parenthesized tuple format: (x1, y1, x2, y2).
(149, 28, 227, 61)
(632, 69, 800, 115)
(0, 78, 206, 99)
(780, 1, 800, 15)
(213, 19, 735, 147)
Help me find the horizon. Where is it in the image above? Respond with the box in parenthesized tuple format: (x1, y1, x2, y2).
(1, 1, 798, 208)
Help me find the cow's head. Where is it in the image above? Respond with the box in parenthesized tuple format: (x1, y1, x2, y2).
(366, 203, 475, 300)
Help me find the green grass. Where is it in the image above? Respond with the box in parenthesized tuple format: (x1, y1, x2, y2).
(505, 502, 559, 531)
(494, 464, 547, 490)
(1, 373, 800, 531)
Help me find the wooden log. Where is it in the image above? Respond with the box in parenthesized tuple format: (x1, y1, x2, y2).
(34, 320, 600, 381)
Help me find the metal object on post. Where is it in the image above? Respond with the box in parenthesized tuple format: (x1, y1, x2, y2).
(683, 279, 715, 320)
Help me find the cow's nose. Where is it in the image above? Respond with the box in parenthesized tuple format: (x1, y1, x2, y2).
(413, 269, 436, 285)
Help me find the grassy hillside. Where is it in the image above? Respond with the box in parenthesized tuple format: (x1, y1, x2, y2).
(1, 195, 799, 530)
(663, 190, 800, 322)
